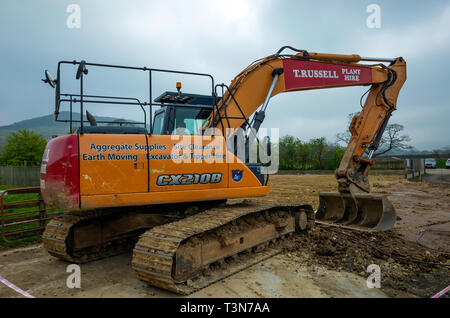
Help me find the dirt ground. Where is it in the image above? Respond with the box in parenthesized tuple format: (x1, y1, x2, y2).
(0, 171, 449, 298)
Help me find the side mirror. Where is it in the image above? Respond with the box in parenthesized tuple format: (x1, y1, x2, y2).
(42, 70, 56, 88)
(86, 110, 97, 126)
(76, 60, 88, 79)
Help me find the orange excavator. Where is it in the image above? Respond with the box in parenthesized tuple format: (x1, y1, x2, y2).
(40, 47, 406, 294)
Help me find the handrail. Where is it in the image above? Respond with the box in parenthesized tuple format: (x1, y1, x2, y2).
(54, 60, 216, 134)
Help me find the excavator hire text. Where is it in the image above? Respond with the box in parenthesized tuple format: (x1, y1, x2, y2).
(283, 59, 372, 90)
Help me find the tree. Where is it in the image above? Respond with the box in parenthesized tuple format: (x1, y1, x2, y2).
(336, 112, 412, 157)
(324, 143, 346, 169)
(279, 135, 302, 170)
(297, 141, 311, 170)
(1, 129, 47, 166)
(374, 123, 412, 157)
(278, 135, 345, 170)
(336, 112, 359, 144)
(309, 137, 327, 169)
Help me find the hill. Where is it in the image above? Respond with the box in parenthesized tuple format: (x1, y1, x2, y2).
(0, 112, 141, 149)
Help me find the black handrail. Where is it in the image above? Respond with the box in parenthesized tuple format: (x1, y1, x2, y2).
(55, 60, 216, 134)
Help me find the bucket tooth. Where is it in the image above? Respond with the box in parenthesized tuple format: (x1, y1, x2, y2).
(316, 192, 396, 231)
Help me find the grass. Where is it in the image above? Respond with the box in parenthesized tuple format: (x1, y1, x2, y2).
(435, 158, 447, 169)
(0, 185, 66, 248)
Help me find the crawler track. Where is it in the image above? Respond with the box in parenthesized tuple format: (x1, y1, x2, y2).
(42, 200, 314, 294)
(132, 201, 314, 294)
(42, 201, 225, 263)
(42, 210, 140, 263)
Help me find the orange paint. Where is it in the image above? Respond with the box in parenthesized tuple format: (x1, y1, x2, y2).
(76, 133, 265, 209)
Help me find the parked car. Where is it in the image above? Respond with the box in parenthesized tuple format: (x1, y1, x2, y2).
(425, 158, 437, 169)
(446, 159, 450, 169)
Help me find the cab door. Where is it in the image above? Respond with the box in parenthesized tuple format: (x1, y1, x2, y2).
(79, 134, 148, 195)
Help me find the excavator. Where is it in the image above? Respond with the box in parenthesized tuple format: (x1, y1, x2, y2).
(40, 47, 406, 294)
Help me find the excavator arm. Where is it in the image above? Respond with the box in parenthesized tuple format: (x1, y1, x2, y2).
(206, 47, 406, 195)
(205, 47, 406, 231)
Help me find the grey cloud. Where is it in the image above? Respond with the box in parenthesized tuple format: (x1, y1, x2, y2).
(0, 0, 449, 150)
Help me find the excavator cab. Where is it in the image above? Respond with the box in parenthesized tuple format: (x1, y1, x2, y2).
(151, 90, 214, 135)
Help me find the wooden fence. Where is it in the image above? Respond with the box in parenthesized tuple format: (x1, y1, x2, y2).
(372, 158, 406, 170)
(0, 166, 41, 186)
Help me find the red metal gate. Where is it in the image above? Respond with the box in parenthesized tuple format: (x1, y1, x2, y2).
(0, 187, 63, 242)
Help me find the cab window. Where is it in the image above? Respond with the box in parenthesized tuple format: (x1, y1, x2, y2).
(173, 107, 205, 135)
(152, 110, 165, 135)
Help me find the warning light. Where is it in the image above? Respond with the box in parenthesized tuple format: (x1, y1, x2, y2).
(176, 82, 182, 89)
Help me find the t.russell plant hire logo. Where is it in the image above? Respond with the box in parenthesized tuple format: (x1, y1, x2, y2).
(283, 59, 372, 90)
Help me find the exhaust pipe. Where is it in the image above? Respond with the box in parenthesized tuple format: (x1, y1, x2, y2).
(316, 192, 396, 231)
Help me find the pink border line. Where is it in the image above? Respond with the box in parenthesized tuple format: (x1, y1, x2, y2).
(0, 275, 35, 298)
(431, 285, 450, 298)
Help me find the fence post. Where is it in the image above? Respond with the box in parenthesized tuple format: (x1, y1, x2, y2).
(38, 190, 46, 230)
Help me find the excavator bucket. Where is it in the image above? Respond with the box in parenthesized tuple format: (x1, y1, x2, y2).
(315, 192, 396, 231)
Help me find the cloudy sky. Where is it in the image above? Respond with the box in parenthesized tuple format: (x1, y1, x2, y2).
(0, 0, 449, 150)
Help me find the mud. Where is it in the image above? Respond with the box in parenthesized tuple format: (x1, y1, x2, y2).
(281, 227, 448, 298)
(239, 173, 450, 298)
(0, 173, 449, 298)
(423, 168, 450, 185)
